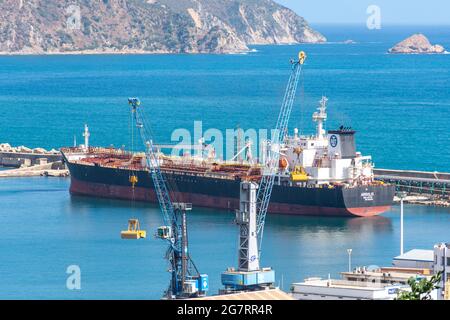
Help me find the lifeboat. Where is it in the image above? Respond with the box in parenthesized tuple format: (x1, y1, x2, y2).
(279, 157, 289, 170)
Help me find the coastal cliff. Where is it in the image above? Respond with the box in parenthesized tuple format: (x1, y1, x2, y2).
(0, 0, 326, 55)
(389, 34, 446, 54)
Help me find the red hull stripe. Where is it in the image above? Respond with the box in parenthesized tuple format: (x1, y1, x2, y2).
(70, 178, 389, 217)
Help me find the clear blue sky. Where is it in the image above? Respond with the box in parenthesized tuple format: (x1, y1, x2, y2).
(275, 0, 450, 25)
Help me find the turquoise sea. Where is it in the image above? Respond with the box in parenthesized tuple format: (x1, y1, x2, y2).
(0, 25, 449, 299)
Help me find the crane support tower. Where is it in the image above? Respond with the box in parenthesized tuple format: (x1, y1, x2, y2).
(221, 51, 306, 292)
(126, 98, 208, 299)
(221, 181, 275, 292)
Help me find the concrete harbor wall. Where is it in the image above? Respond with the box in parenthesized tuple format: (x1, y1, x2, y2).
(0, 143, 67, 177)
(0, 151, 62, 168)
(0, 143, 63, 168)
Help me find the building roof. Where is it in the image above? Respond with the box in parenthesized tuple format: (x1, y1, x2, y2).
(193, 288, 294, 300)
(293, 279, 400, 291)
(393, 249, 434, 262)
(341, 269, 432, 281)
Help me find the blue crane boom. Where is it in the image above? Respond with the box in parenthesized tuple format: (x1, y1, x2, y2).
(256, 51, 306, 255)
(127, 98, 208, 299)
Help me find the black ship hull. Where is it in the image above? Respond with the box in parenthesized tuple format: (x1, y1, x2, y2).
(65, 160, 395, 217)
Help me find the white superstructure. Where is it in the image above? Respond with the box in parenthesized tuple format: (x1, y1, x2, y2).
(276, 96, 375, 187)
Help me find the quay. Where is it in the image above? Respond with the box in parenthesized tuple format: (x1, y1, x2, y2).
(374, 168, 450, 207)
(0, 162, 68, 178)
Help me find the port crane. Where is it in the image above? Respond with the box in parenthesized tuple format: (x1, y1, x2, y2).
(256, 51, 306, 254)
(122, 98, 208, 299)
(221, 52, 306, 292)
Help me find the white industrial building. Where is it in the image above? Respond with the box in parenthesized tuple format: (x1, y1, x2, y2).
(291, 277, 407, 300)
(433, 243, 450, 299)
(392, 249, 434, 269)
(391, 244, 450, 299)
(341, 267, 433, 285)
(291, 243, 450, 300)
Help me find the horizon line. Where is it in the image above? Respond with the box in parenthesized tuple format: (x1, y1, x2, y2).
(308, 22, 450, 27)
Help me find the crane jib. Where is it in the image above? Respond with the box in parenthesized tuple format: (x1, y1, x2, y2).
(256, 56, 305, 255)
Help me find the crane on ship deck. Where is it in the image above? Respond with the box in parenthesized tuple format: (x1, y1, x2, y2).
(121, 98, 208, 299)
(221, 51, 306, 292)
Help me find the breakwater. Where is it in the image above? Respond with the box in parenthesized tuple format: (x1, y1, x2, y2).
(0, 143, 62, 168)
(0, 143, 67, 177)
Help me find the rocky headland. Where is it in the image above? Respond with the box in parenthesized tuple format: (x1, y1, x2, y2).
(0, 0, 326, 55)
(388, 34, 446, 54)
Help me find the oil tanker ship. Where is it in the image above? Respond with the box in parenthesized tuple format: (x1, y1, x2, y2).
(62, 97, 394, 217)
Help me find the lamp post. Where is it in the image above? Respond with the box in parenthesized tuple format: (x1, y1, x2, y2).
(398, 191, 408, 255)
(347, 249, 353, 272)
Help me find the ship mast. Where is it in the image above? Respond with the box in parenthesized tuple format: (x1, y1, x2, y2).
(312, 96, 328, 140)
(82, 124, 90, 151)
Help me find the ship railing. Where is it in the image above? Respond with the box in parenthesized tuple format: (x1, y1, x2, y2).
(86, 146, 132, 157)
(61, 146, 135, 158)
(160, 154, 259, 167)
(160, 169, 237, 181)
